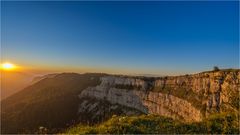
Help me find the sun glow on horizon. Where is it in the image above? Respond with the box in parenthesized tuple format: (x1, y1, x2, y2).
(1, 63, 17, 71)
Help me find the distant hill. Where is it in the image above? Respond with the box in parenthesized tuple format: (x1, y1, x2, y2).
(1, 71, 60, 100)
(1, 71, 34, 100)
(30, 73, 58, 85)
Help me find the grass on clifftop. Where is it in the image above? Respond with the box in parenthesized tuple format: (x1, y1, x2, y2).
(65, 113, 239, 134)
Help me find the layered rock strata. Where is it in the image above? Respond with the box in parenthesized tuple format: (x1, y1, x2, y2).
(79, 70, 240, 122)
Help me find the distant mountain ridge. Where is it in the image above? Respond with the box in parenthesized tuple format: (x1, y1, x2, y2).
(1, 72, 60, 100)
(30, 73, 59, 84)
(1, 70, 239, 133)
(1, 71, 34, 100)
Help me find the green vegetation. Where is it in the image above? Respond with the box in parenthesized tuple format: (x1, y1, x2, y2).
(66, 113, 240, 134)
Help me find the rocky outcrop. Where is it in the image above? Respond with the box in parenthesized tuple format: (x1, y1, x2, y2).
(78, 70, 240, 122)
(79, 87, 148, 114)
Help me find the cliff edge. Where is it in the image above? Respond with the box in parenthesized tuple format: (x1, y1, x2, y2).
(79, 69, 240, 122)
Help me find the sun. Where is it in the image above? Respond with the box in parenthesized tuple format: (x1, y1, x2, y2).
(1, 63, 16, 71)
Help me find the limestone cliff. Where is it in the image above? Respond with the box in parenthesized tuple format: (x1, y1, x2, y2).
(79, 70, 240, 122)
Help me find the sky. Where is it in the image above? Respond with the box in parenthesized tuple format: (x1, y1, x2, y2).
(1, 1, 239, 75)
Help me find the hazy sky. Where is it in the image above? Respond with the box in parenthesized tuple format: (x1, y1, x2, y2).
(1, 1, 239, 75)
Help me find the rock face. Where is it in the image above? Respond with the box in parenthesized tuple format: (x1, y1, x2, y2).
(79, 70, 240, 122)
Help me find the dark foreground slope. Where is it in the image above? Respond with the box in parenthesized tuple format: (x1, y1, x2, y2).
(1, 73, 104, 133)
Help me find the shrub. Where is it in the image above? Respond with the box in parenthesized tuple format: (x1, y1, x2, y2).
(213, 66, 220, 71)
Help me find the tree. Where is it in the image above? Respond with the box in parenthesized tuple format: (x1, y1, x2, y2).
(213, 66, 220, 71)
